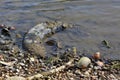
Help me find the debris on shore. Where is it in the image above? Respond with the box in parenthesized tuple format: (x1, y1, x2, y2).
(0, 23, 119, 80)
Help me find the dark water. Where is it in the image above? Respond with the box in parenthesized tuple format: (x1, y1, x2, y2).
(0, 0, 120, 60)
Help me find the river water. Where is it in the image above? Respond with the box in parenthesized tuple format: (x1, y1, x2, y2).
(0, 0, 120, 60)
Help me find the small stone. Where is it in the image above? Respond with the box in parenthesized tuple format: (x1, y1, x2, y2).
(30, 57, 35, 62)
(0, 55, 3, 60)
(18, 53, 24, 57)
(75, 70, 82, 75)
(10, 26, 16, 30)
(77, 57, 91, 68)
(70, 78, 74, 80)
(94, 66, 100, 70)
(19, 63, 25, 66)
(57, 42, 62, 49)
(62, 23, 69, 28)
(84, 71, 90, 77)
(0, 24, 5, 28)
(91, 76, 97, 80)
(96, 61, 104, 67)
(93, 52, 101, 60)
(16, 34, 22, 38)
(72, 47, 77, 55)
(66, 48, 71, 52)
(16, 69, 20, 73)
(62, 23, 72, 28)
(89, 64, 93, 68)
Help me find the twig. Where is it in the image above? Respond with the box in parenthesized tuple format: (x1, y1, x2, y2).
(26, 59, 74, 80)
(0, 61, 15, 66)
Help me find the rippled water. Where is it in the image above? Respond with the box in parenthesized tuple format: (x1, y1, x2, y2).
(0, 0, 120, 60)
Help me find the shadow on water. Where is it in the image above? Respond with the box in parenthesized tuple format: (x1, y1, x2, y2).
(0, 0, 120, 60)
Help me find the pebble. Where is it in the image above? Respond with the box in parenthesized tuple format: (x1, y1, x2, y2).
(16, 33, 22, 38)
(75, 70, 82, 75)
(30, 57, 35, 62)
(94, 66, 100, 70)
(96, 61, 104, 67)
(10, 26, 16, 30)
(93, 52, 101, 60)
(0, 55, 3, 60)
(84, 71, 90, 77)
(91, 76, 98, 80)
(0, 24, 5, 28)
(16, 69, 20, 73)
(19, 63, 25, 66)
(57, 41, 62, 49)
(77, 57, 91, 68)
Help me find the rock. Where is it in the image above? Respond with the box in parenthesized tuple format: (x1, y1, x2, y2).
(62, 23, 73, 28)
(91, 76, 98, 80)
(72, 47, 77, 56)
(0, 24, 5, 28)
(77, 57, 91, 68)
(0, 55, 3, 60)
(96, 61, 104, 67)
(102, 40, 111, 48)
(94, 66, 102, 70)
(75, 70, 82, 75)
(93, 52, 101, 60)
(30, 57, 35, 62)
(16, 33, 22, 38)
(19, 63, 25, 66)
(9, 26, 16, 30)
(57, 41, 62, 49)
(6, 76, 25, 80)
(84, 71, 90, 77)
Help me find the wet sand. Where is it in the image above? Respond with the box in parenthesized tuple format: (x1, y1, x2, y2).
(0, 0, 120, 60)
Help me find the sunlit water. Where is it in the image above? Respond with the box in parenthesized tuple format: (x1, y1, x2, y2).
(0, 0, 120, 60)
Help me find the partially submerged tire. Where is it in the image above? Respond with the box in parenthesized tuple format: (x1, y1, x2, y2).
(23, 21, 71, 58)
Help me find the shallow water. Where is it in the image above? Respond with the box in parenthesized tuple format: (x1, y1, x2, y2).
(0, 0, 120, 60)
